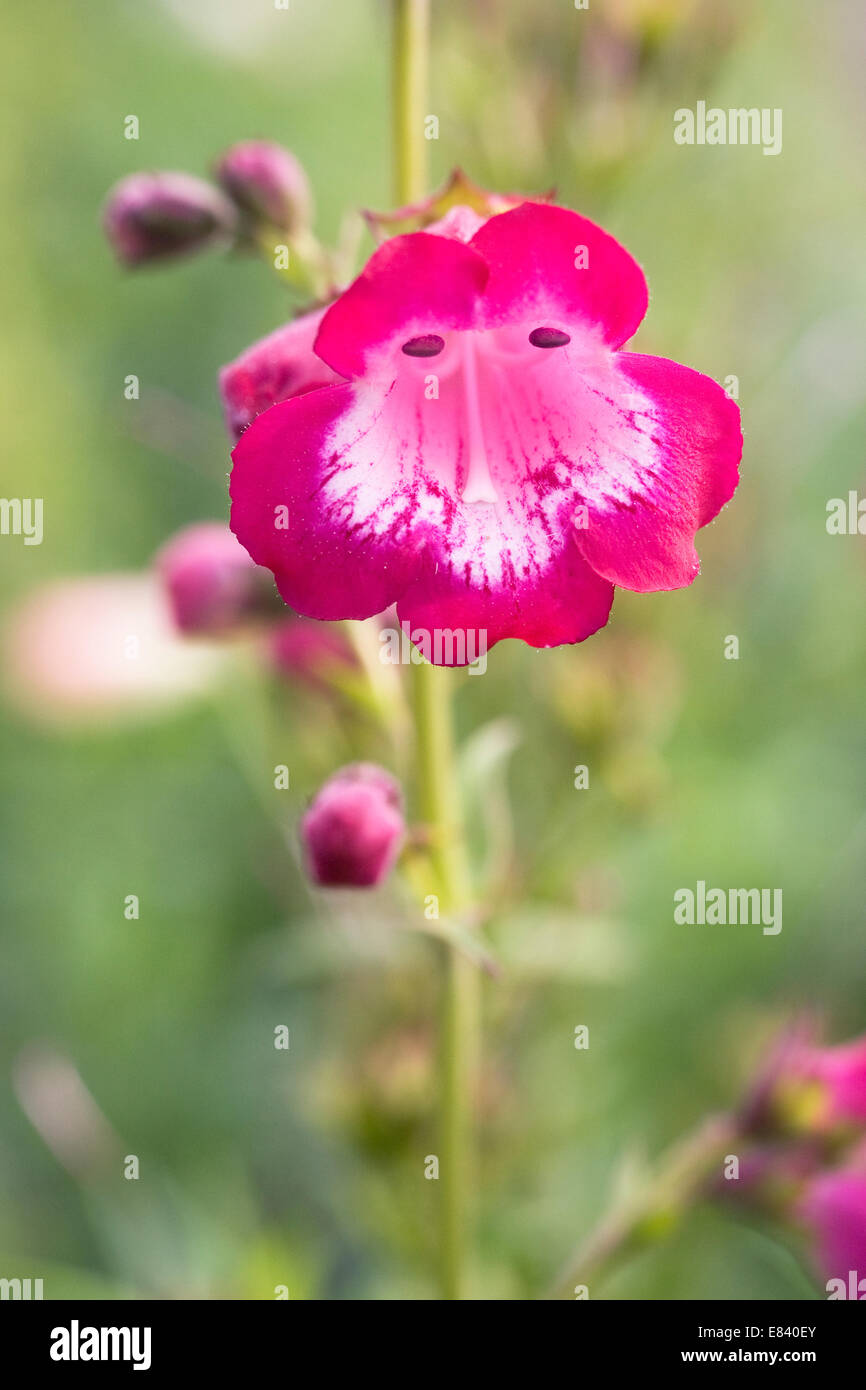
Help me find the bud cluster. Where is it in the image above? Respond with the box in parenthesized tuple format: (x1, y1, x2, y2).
(103, 140, 313, 269)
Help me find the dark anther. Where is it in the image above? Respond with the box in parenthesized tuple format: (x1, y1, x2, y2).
(401, 334, 446, 357)
(528, 327, 571, 349)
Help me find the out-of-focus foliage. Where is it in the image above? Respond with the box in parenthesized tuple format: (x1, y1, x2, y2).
(0, 0, 865, 1298)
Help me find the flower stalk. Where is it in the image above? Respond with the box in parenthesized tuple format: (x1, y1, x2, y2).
(392, 0, 430, 207)
(412, 659, 478, 1300)
(391, 0, 478, 1300)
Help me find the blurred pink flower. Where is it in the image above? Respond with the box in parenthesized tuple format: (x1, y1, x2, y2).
(230, 199, 742, 663)
(2, 574, 226, 727)
(156, 521, 278, 635)
(799, 1164, 866, 1286)
(790, 1035, 866, 1127)
(301, 763, 405, 888)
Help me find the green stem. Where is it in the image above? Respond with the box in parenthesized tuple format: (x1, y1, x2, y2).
(391, 0, 430, 205)
(392, 0, 476, 1302)
(412, 660, 470, 909)
(391, 0, 476, 1299)
(412, 659, 478, 1301)
(255, 226, 335, 301)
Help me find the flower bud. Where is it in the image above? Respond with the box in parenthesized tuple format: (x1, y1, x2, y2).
(214, 140, 312, 235)
(301, 764, 405, 888)
(156, 523, 279, 636)
(102, 171, 237, 266)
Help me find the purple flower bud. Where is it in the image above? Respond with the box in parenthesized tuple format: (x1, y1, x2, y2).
(102, 172, 237, 267)
(301, 764, 405, 888)
(214, 141, 313, 234)
(156, 523, 278, 636)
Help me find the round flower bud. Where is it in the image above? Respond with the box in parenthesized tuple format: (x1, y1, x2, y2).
(214, 140, 313, 235)
(301, 764, 405, 888)
(102, 171, 237, 266)
(156, 523, 278, 636)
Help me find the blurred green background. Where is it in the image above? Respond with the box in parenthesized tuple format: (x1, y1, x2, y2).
(1, 0, 865, 1299)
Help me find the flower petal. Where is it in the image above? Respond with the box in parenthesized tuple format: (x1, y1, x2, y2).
(313, 231, 489, 379)
(800, 1170, 866, 1281)
(396, 538, 613, 663)
(230, 383, 421, 620)
(219, 306, 343, 441)
(470, 201, 649, 349)
(572, 354, 742, 591)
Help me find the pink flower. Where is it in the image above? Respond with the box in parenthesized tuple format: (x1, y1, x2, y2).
(301, 764, 405, 888)
(219, 308, 344, 441)
(102, 172, 237, 266)
(214, 140, 312, 234)
(1, 574, 226, 726)
(789, 1035, 866, 1127)
(229, 199, 742, 664)
(799, 1166, 866, 1285)
(156, 522, 278, 635)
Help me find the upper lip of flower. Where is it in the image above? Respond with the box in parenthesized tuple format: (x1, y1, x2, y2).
(229, 199, 742, 664)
